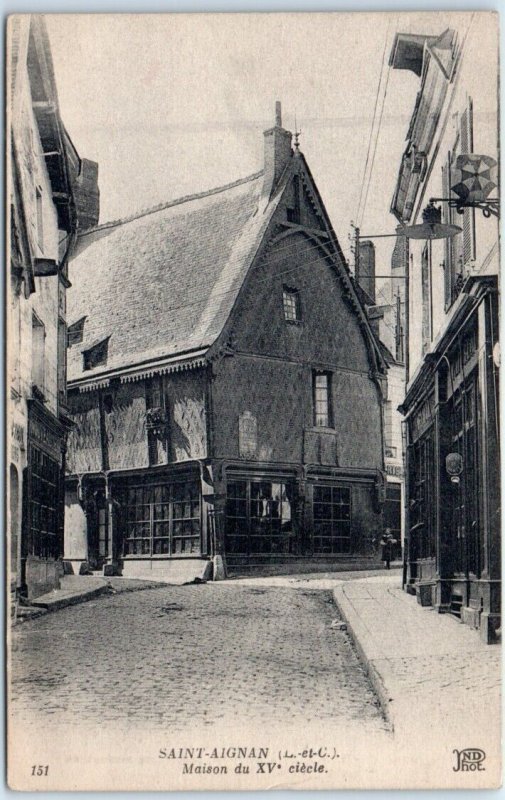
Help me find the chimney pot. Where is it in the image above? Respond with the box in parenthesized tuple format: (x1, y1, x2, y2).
(275, 101, 282, 127)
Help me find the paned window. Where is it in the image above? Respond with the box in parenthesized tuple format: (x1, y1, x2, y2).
(449, 374, 479, 575)
(409, 425, 436, 560)
(225, 480, 294, 556)
(313, 371, 332, 427)
(282, 286, 301, 322)
(29, 445, 59, 559)
(312, 485, 351, 554)
(121, 482, 200, 557)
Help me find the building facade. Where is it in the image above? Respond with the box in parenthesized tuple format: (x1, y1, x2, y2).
(389, 19, 500, 641)
(355, 239, 406, 559)
(64, 106, 388, 580)
(7, 16, 99, 599)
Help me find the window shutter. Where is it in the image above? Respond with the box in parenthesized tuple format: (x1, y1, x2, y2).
(442, 156, 453, 308)
(460, 99, 475, 266)
(450, 130, 464, 286)
(421, 242, 431, 354)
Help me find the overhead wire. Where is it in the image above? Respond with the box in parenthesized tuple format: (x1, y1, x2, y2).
(358, 16, 397, 229)
(354, 18, 391, 227)
(69, 234, 355, 319)
(71, 234, 407, 324)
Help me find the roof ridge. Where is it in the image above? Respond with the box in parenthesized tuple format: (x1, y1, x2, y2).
(78, 170, 264, 238)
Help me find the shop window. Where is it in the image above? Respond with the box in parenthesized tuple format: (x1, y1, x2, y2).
(409, 425, 436, 560)
(313, 371, 333, 427)
(449, 375, 479, 576)
(313, 485, 351, 554)
(282, 286, 301, 322)
(225, 480, 294, 556)
(120, 482, 200, 557)
(28, 445, 60, 559)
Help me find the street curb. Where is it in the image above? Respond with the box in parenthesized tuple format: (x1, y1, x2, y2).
(30, 584, 109, 612)
(14, 580, 173, 623)
(13, 607, 48, 624)
(332, 586, 395, 733)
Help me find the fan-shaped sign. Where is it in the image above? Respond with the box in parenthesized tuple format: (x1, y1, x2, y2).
(451, 154, 498, 204)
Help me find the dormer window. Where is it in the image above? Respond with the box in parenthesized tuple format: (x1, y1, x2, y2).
(282, 286, 301, 322)
(67, 317, 87, 347)
(83, 337, 109, 371)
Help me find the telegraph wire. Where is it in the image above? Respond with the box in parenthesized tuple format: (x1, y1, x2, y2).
(70, 234, 403, 322)
(355, 18, 391, 227)
(71, 248, 405, 321)
(358, 17, 397, 229)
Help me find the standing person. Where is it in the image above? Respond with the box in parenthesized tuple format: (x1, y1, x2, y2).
(380, 528, 397, 570)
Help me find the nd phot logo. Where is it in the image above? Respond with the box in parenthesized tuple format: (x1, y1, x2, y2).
(453, 748, 486, 772)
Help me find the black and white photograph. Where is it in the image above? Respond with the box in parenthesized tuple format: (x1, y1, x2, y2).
(6, 11, 500, 790)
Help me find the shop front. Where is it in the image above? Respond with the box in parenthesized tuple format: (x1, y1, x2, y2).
(402, 276, 500, 641)
(23, 400, 67, 598)
(66, 462, 212, 581)
(223, 463, 381, 569)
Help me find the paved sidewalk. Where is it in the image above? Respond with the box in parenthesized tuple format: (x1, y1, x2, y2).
(333, 574, 501, 742)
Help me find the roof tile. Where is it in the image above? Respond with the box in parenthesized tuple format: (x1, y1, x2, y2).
(68, 170, 277, 382)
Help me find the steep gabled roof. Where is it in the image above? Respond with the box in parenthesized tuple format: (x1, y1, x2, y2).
(68, 141, 388, 387)
(67, 170, 286, 384)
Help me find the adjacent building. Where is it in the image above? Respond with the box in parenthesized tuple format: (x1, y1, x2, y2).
(389, 19, 500, 641)
(7, 16, 99, 599)
(64, 105, 388, 581)
(355, 239, 406, 558)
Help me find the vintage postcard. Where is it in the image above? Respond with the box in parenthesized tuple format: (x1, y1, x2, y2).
(6, 11, 501, 791)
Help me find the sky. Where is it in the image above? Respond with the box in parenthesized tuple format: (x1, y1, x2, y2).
(46, 11, 473, 304)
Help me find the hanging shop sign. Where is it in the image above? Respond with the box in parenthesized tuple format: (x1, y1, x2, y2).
(446, 452, 463, 477)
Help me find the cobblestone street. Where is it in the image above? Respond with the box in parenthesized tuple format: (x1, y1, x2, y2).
(10, 583, 387, 735)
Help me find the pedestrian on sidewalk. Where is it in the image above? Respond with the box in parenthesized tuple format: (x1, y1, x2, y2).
(380, 528, 397, 570)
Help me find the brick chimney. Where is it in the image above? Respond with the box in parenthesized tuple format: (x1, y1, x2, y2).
(357, 239, 376, 303)
(262, 101, 292, 199)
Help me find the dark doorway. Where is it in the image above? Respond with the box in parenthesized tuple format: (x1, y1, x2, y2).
(88, 490, 109, 569)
